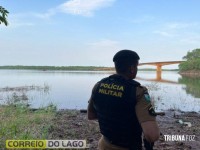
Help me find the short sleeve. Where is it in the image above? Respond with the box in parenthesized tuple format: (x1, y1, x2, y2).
(88, 83, 99, 103)
(135, 86, 156, 123)
(88, 82, 100, 111)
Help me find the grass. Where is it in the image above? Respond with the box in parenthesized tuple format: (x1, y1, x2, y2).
(0, 103, 56, 148)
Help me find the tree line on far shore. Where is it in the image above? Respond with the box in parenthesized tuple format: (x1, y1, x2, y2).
(0, 66, 114, 71)
(179, 48, 200, 72)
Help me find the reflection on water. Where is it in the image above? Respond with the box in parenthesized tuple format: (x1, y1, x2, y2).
(135, 71, 200, 112)
(0, 70, 200, 112)
(136, 71, 180, 82)
(136, 71, 178, 84)
(178, 75, 200, 98)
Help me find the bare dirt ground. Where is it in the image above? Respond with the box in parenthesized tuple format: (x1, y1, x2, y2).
(49, 110, 200, 150)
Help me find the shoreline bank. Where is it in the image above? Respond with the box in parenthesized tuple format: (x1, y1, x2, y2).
(0, 106, 199, 149)
(49, 109, 200, 150)
(0, 66, 179, 72)
(179, 70, 200, 77)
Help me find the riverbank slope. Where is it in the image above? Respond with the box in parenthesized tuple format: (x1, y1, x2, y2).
(49, 109, 200, 150)
(179, 70, 200, 77)
(1, 106, 199, 149)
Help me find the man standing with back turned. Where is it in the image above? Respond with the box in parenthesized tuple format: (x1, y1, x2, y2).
(87, 50, 160, 150)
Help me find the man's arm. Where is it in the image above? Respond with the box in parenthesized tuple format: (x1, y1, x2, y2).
(141, 121, 160, 142)
(135, 86, 160, 143)
(87, 83, 98, 120)
(87, 98, 97, 120)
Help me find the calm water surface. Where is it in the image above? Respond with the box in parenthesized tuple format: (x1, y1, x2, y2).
(0, 70, 200, 112)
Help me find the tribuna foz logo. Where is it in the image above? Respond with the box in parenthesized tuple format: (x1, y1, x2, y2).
(164, 135, 195, 141)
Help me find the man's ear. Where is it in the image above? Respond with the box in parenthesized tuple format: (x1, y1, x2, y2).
(130, 65, 135, 73)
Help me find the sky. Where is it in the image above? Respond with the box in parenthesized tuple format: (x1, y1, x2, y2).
(0, 0, 200, 69)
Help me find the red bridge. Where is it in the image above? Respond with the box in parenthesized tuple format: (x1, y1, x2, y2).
(138, 61, 184, 81)
(138, 61, 184, 72)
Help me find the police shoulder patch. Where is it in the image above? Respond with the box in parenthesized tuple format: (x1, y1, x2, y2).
(144, 93, 151, 102)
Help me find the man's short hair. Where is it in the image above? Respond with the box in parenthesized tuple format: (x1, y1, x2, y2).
(113, 50, 140, 73)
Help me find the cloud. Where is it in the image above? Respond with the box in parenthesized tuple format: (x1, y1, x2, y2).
(58, 0, 115, 17)
(1, 0, 116, 29)
(153, 31, 175, 37)
(180, 35, 200, 44)
(33, 9, 57, 19)
(88, 39, 119, 49)
(84, 39, 120, 66)
(165, 22, 199, 29)
(20, 0, 115, 20)
(0, 14, 35, 28)
(9, 22, 34, 28)
(153, 22, 200, 38)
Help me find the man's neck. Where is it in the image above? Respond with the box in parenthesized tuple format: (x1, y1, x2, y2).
(116, 73, 131, 80)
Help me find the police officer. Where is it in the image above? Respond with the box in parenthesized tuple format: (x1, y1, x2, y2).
(87, 50, 160, 150)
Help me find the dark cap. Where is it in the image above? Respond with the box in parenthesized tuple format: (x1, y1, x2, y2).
(113, 49, 140, 62)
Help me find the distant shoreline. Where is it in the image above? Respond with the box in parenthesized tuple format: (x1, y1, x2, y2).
(179, 70, 200, 77)
(0, 65, 178, 71)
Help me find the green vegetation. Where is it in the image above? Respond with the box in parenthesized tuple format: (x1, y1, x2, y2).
(0, 84, 55, 148)
(0, 65, 114, 71)
(178, 76, 200, 98)
(179, 48, 200, 71)
(0, 65, 179, 71)
(0, 6, 9, 26)
(0, 104, 56, 148)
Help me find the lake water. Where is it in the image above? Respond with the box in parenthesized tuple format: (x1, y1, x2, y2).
(0, 70, 200, 112)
